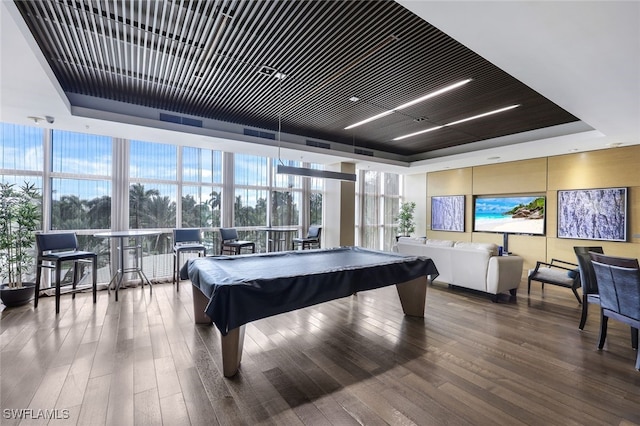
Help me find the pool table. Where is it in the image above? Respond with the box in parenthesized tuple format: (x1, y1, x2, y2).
(184, 246, 438, 377)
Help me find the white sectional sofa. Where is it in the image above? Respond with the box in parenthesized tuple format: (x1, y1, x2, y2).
(395, 237, 524, 301)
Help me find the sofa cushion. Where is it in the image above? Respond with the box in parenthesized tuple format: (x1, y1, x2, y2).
(454, 242, 499, 256)
(425, 239, 455, 247)
(397, 236, 426, 245)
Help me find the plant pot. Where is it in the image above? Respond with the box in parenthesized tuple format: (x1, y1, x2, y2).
(0, 283, 36, 308)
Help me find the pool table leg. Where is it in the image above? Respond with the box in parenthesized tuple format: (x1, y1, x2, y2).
(191, 285, 245, 377)
(192, 284, 212, 324)
(221, 326, 245, 377)
(396, 276, 428, 317)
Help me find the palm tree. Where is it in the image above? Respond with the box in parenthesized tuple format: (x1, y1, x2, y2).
(144, 195, 176, 228)
(52, 194, 86, 230)
(86, 195, 111, 229)
(129, 183, 159, 228)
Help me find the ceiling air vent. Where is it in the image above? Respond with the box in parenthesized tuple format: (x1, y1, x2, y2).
(159, 113, 202, 127)
(354, 148, 374, 157)
(244, 128, 275, 140)
(306, 140, 331, 149)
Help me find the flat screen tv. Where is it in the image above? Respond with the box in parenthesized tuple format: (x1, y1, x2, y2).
(557, 187, 627, 241)
(431, 195, 465, 232)
(473, 195, 546, 235)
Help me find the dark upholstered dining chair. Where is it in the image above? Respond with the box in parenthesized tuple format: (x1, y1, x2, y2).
(292, 226, 321, 250)
(173, 228, 206, 292)
(219, 228, 255, 255)
(574, 246, 604, 330)
(589, 252, 640, 370)
(35, 232, 97, 314)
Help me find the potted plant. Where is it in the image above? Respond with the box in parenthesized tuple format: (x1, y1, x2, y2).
(0, 181, 41, 307)
(397, 201, 416, 237)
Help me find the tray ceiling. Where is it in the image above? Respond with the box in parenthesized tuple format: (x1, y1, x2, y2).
(14, 0, 580, 159)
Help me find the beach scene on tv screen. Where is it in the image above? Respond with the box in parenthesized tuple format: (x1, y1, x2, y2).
(474, 196, 545, 234)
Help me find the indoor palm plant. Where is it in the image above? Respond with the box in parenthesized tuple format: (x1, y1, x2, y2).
(0, 181, 41, 307)
(397, 201, 416, 237)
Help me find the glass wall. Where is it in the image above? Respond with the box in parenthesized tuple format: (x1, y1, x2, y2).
(51, 130, 112, 231)
(356, 169, 402, 252)
(0, 122, 327, 284)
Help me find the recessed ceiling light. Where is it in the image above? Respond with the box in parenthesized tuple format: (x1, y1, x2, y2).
(349, 96, 360, 102)
(607, 142, 623, 148)
(344, 78, 472, 130)
(258, 65, 276, 76)
(273, 72, 287, 81)
(487, 156, 501, 160)
(393, 104, 520, 141)
(569, 148, 579, 152)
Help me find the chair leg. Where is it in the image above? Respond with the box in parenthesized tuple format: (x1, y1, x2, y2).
(527, 278, 532, 295)
(92, 257, 97, 304)
(34, 261, 42, 309)
(571, 286, 582, 304)
(597, 311, 608, 349)
(176, 252, 180, 292)
(55, 260, 62, 314)
(579, 296, 588, 330)
(72, 261, 79, 300)
(631, 327, 638, 350)
(173, 252, 177, 286)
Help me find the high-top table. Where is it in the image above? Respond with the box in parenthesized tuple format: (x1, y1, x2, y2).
(257, 226, 299, 252)
(94, 230, 161, 300)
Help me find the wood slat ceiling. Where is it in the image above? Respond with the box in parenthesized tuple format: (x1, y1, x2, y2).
(14, 0, 579, 158)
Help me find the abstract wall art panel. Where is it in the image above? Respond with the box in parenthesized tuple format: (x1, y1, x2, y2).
(557, 187, 627, 241)
(431, 195, 465, 232)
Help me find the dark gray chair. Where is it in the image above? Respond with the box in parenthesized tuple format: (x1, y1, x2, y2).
(574, 246, 604, 329)
(173, 228, 206, 292)
(292, 226, 321, 250)
(219, 228, 255, 255)
(528, 258, 581, 303)
(35, 232, 97, 314)
(590, 252, 640, 370)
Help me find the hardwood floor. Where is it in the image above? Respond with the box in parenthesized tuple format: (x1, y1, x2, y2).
(1, 278, 639, 426)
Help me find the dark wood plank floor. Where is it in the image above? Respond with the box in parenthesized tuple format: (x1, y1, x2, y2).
(2, 278, 639, 426)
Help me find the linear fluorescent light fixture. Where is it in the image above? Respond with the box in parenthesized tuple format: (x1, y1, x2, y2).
(276, 165, 356, 182)
(344, 78, 472, 130)
(393, 104, 520, 141)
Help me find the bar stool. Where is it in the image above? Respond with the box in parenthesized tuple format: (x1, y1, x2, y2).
(173, 228, 206, 291)
(292, 226, 322, 250)
(219, 228, 255, 255)
(34, 232, 97, 314)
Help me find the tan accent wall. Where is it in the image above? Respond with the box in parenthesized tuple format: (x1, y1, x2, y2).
(473, 158, 548, 194)
(418, 145, 640, 276)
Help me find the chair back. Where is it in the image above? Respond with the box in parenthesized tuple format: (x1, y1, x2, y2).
(590, 253, 640, 320)
(574, 246, 603, 295)
(35, 232, 78, 254)
(220, 228, 239, 242)
(307, 226, 321, 239)
(174, 228, 202, 245)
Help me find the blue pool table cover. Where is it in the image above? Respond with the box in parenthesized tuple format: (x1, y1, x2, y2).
(184, 246, 438, 335)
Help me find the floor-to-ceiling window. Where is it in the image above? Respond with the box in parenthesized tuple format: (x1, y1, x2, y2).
(1, 121, 329, 284)
(182, 146, 223, 253)
(356, 169, 402, 252)
(0, 124, 43, 284)
(51, 130, 112, 231)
